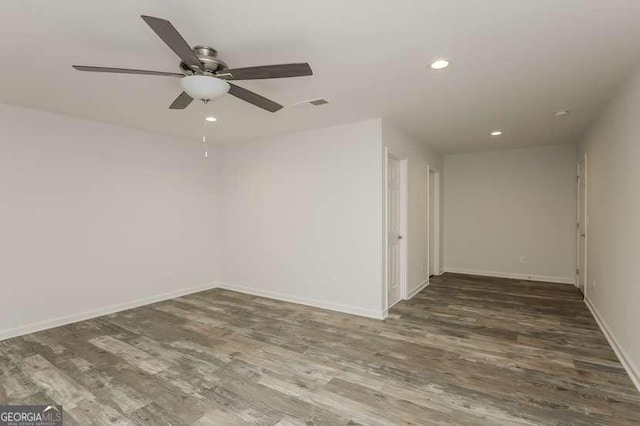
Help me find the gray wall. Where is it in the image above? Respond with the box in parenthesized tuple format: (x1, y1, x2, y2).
(0, 103, 219, 338)
(215, 119, 386, 318)
(578, 63, 640, 388)
(443, 145, 577, 283)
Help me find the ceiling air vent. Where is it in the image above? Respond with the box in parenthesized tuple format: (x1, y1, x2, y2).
(309, 98, 329, 106)
(291, 98, 330, 108)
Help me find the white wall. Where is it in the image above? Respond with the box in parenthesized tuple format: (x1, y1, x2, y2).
(215, 119, 385, 318)
(0, 103, 218, 338)
(0, 105, 441, 334)
(382, 123, 442, 297)
(578, 63, 640, 389)
(443, 145, 576, 283)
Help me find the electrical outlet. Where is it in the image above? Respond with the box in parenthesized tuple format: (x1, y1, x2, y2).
(519, 256, 526, 264)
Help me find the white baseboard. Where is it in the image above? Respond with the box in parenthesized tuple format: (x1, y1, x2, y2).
(1, 280, 387, 342)
(0, 282, 218, 342)
(215, 281, 386, 320)
(406, 279, 429, 300)
(443, 267, 575, 285)
(584, 297, 640, 393)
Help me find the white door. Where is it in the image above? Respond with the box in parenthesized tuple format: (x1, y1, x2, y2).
(428, 170, 435, 276)
(387, 157, 402, 307)
(577, 160, 586, 295)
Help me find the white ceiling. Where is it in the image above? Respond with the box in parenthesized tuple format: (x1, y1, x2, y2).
(2, 0, 640, 153)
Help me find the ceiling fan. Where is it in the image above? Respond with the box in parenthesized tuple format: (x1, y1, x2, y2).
(73, 15, 313, 112)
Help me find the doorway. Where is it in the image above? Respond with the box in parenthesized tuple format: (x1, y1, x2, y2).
(428, 167, 441, 278)
(576, 156, 587, 297)
(386, 153, 407, 308)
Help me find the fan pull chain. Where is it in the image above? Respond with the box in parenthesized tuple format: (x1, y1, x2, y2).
(203, 117, 208, 159)
(203, 135, 208, 158)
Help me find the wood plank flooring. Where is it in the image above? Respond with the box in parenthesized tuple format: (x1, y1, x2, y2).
(1, 273, 639, 425)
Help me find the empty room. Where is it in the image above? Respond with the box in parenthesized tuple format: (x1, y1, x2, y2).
(1, 1, 640, 425)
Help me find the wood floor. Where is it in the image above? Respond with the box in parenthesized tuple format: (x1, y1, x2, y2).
(1, 273, 639, 425)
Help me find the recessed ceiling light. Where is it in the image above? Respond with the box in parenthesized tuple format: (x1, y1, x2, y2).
(205, 116, 217, 122)
(554, 110, 570, 117)
(430, 59, 450, 70)
(491, 131, 503, 136)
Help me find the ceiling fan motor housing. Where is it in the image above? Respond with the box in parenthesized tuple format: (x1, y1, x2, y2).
(180, 45, 228, 74)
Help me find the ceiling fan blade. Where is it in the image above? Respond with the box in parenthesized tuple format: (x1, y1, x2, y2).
(228, 83, 283, 112)
(141, 15, 204, 71)
(169, 92, 194, 109)
(73, 65, 183, 77)
(218, 63, 312, 80)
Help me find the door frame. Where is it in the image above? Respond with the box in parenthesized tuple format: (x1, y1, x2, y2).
(427, 165, 441, 278)
(384, 149, 408, 309)
(576, 154, 588, 297)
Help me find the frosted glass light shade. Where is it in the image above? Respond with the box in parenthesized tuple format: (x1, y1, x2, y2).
(180, 75, 230, 101)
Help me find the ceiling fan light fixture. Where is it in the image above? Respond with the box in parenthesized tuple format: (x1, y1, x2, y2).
(180, 75, 230, 101)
